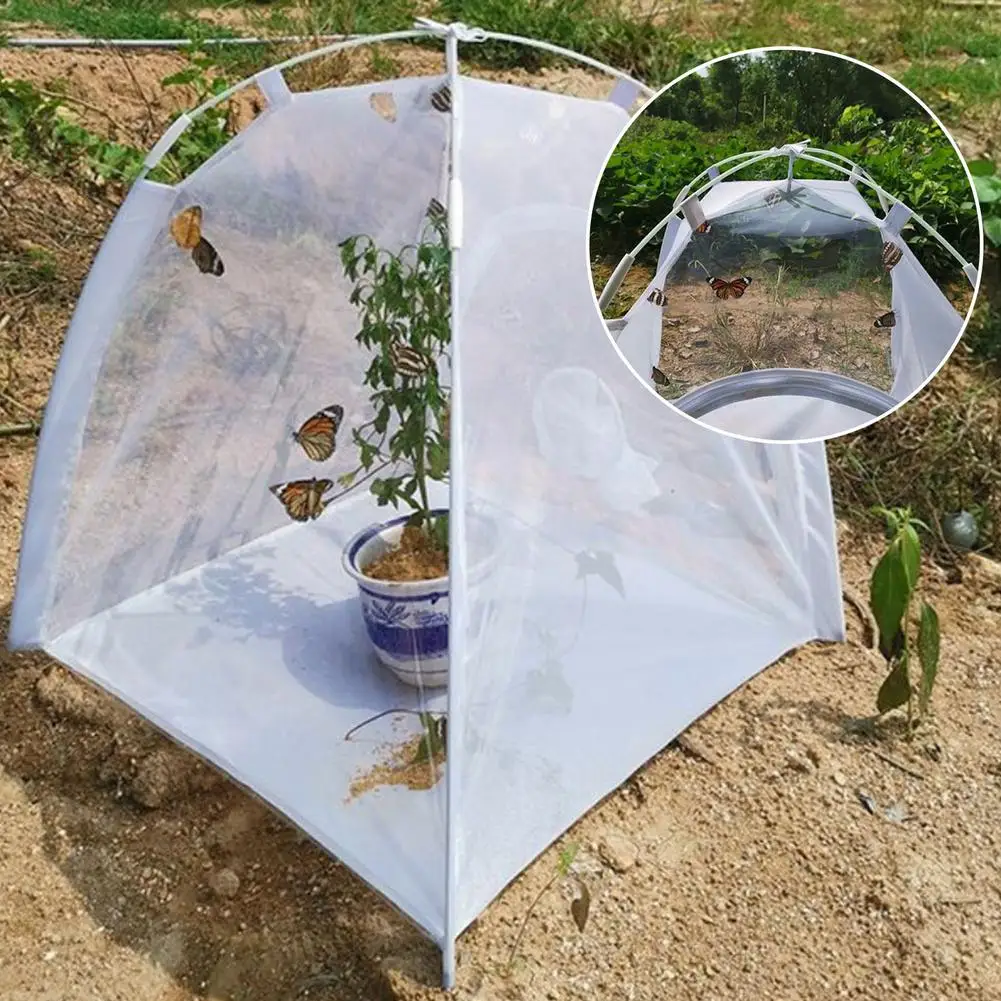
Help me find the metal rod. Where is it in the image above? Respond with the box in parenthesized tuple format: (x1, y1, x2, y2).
(5, 34, 355, 48)
(672, 368, 899, 420)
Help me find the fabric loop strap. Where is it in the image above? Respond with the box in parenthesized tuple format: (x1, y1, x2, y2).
(413, 18, 487, 42)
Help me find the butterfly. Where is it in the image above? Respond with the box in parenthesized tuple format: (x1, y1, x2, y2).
(389, 340, 432, 377)
(430, 83, 451, 113)
(292, 404, 344, 462)
(369, 91, 397, 123)
(873, 310, 896, 328)
(652, 366, 669, 386)
(426, 197, 447, 223)
(694, 221, 712, 234)
(647, 288, 666, 307)
(169, 205, 224, 277)
(707, 275, 752, 300)
(269, 478, 333, 522)
(881, 241, 902, 271)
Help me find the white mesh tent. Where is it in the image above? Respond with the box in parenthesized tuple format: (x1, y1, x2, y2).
(600, 141, 980, 441)
(7, 23, 846, 986)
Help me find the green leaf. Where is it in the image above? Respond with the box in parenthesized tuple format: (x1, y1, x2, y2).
(984, 216, 1001, 248)
(877, 654, 911, 715)
(966, 159, 998, 178)
(898, 525, 920, 590)
(973, 174, 1001, 204)
(869, 546, 910, 659)
(917, 602, 940, 716)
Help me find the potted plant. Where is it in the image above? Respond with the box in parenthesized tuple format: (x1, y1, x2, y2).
(336, 202, 486, 689)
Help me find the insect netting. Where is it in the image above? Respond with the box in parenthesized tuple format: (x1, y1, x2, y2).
(611, 173, 971, 441)
(8, 34, 844, 985)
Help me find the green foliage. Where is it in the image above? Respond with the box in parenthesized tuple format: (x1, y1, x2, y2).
(338, 211, 451, 551)
(0, 72, 145, 186)
(147, 56, 235, 184)
(592, 104, 977, 286)
(869, 507, 942, 734)
(969, 160, 1001, 248)
(2, 0, 223, 40)
(434, 0, 719, 83)
(412, 712, 447, 765)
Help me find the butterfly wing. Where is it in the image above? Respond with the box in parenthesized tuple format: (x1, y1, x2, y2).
(390, 340, 431, 377)
(881, 242, 902, 271)
(647, 288, 665, 307)
(652, 366, 669, 386)
(294, 404, 344, 462)
(270, 478, 333, 522)
(730, 276, 752, 299)
(430, 84, 451, 113)
(192, 237, 224, 276)
(369, 92, 397, 123)
(873, 310, 896, 328)
(169, 206, 202, 250)
(694, 221, 711, 234)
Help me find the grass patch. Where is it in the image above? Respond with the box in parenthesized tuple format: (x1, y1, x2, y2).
(899, 58, 1001, 109)
(828, 351, 1001, 559)
(1, 0, 232, 40)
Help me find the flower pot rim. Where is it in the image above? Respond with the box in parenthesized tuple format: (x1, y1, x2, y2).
(342, 508, 451, 589)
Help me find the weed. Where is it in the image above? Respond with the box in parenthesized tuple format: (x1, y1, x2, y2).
(869, 506, 941, 735)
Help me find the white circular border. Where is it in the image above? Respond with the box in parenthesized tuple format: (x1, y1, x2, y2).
(584, 44, 987, 447)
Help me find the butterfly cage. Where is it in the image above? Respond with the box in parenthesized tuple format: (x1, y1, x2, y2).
(8, 22, 846, 987)
(600, 141, 981, 441)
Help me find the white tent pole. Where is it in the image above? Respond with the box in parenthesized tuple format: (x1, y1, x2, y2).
(5, 34, 355, 48)
(136, 21, 652, 180)
(617, 145, 976, 293)
(441, 22, 466, 994)
(792, 151, 977, 281)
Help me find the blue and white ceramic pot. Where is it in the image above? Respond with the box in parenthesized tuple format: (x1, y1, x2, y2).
(342, 508, 496, 689)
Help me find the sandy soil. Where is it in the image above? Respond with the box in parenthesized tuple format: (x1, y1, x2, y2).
(2, 35, 1001, 1001)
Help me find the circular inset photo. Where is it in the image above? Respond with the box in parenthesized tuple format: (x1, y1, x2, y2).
(588, 47, 983, 444)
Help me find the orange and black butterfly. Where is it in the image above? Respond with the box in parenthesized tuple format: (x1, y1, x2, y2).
(881, 241, 902, 272)
(873, 310, 896, 329)
(169, 205, 224, 277)
(389, 340, 432, 378)
(293, 404, 344, 462)
(430, 84, 451, 113)
(647, 288, 666, 307)
(694, 221, 712, 234)
(707, 275, 752, 300)
(269, 478, 333, 522)
(652, 366, 669, 386)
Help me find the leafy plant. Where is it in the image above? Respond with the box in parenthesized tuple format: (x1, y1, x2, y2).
(968, 159, 1001, 248)
(147, 56, 236, 184)
(869, 506, 942, 734)
(338, 207, 452, 556)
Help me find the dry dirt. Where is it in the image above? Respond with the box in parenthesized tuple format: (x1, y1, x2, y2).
(654, 278, 893, 398)
(2, 36, 1001, 1001)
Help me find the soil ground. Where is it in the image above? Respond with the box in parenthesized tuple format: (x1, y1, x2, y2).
(1, 26, 1000, 1001)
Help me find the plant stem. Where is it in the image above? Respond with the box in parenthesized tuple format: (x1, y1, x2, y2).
(507, 870, 562, 972)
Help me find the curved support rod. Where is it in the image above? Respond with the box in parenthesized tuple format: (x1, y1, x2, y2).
(671, 368, 898, 420)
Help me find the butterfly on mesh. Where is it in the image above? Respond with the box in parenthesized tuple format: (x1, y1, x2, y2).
(706, 275, 752, 300)
(647, 287, 666, 307)
(881, 241, 903, 272)
(873, 310, 896, 329)
(169, 205, 224, 277)
(693, 221, 712, 234)
(389, 339, 432, 377)
(652, 366, 669, 387)
(292, 404, 344, 462)
(426, 197, 447, 223)
(369, 91, 397, 123)
(269, 478, 333, 522)
(430, 84, 451, 113)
